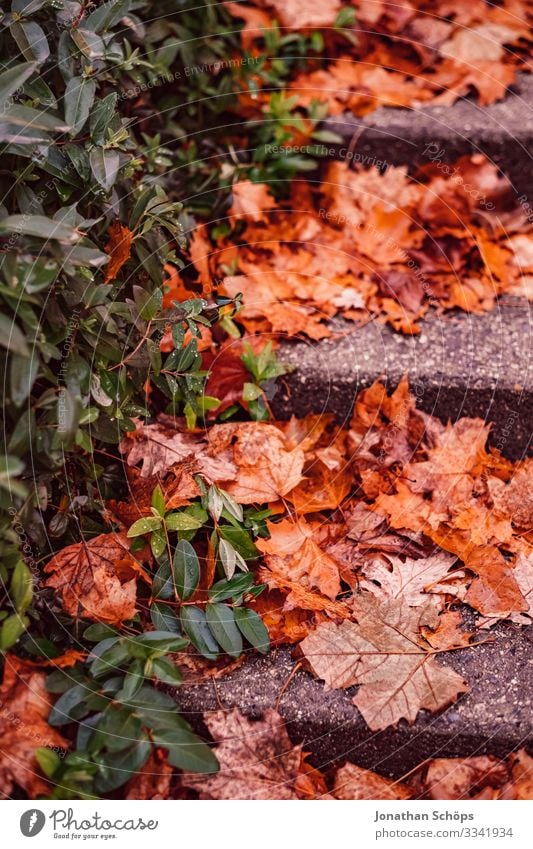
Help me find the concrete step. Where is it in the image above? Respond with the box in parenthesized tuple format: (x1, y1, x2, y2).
(177, 622, 532, 778)
(271, 296, 533, 460)
(324, 74, 533, 201)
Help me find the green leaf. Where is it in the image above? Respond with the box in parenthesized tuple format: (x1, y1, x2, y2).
(83, 623, 118, 642)
(157, 728, 219, 774)
(1, 104, 70, 132)
(0, 214, 80, 243)
(0, 62, 37, 105)
(10, 351, 39, 405)
(0, 613, 28, 649)
(89, 92, 117, 144)
(48, 684, 91, 726)
(127, 631, 189, 653)
(180, 606, 219, 661)
(151, 484, 166, 515)
(234, 607, 270, 654)
(64, 76, 96, 136)
(205, 603, 243, 658)
(35, 747, 61, 779)
(150, 602, 180, 633)
(165, 511, 203, 532)
(151, 656, 182, 686)
(94, 739, 151, 793)
(127, 515, 162, 537)
(0, 314, 30, 356)
(172, 539, 200, 601)
(89, 148, 120, 190)
(10, 560, 33, 613)
(10, 21, 50, 64)
(208, 572, 255, 603)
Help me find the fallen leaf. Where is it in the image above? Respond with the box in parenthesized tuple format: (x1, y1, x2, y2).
(257, 518, 341, 600)
(301, 593, 467, 730)
(182, 708, 321, 799)
(360, 550, 458, 607)
(208, 422, 304, 503)
(424, 755, 509, 800)
(44, 532, 149, 625)
(229, 180, 276, 223)
(0, 655, 68, 798)
(125, 749, 173, 799)
(120, 418, 237, 481)
(333, 762, 412, 800)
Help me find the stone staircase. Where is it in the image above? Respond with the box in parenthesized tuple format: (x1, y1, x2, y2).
(176, 80, 533, 777)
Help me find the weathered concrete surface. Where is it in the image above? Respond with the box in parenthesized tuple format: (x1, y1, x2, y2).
(324, 74, 533, 201)
(271, 296, 533, 459)
(177, 623, 532, 778)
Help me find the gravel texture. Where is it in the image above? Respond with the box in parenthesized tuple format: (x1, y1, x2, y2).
(271, 297, 533, 459)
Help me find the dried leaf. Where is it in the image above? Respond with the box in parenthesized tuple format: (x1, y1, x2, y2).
(182, 708, 318, 799)
(0, 656, 68, 797)
(103, 221, 133, 284)
(333, 762, 411, 800)
(301, 593, 467, 730)
(44, 531, 149, 625)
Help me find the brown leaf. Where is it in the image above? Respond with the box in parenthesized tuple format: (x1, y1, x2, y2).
(208, 422, 304, 503)
(300, 593, 467, 730)
(125, 750, 173, 799)
(120, 418, 237, 481)
(424, 756, 509, 800)
(182, 708, 320, 799)
(44, 531, 149, 625)
(257, 518, 341, 600)
(333, 762, 411, 800)
(229, 179, 276, 223)
(103, 221, 133, 284)
(255, 0, 341, 29)
(0, 656, 68, 798)
(360, 550, 458, 607)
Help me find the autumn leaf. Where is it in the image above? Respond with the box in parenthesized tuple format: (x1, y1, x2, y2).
(301, 593, 467, 730)
(120, 418, 237, 481)
(182, 708, 324, 799)
(208, 422, 305, 503)
(359, 550, 459, 608)
(257, 517, 341, 601)
(44, 532, 150, 625)
(229, 179, 276, 223)
(202, 347, 251, 415)
(162, 263, 194, 308)
(0, 655, 68, 798)
(423, 756, 509, 800)
(333, 763, 411, 800)
(253, 0, 341, 29)
(125, 749, 173, 799)
(103, 221, 134, 284)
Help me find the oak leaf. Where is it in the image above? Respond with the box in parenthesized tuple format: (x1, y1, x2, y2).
(0, 655, 68, 798)
(44, 532, 149, 625)
(300, 593, 467, 730)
